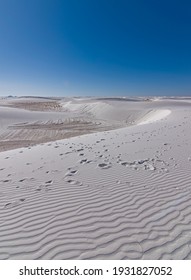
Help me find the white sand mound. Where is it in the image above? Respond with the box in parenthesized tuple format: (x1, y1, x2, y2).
(61, 100, 113, 117)
(138, 109, 171, 125)
(61, 99, 150, 122)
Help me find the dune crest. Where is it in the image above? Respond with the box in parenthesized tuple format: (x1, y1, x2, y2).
(138, 109, 171, 125)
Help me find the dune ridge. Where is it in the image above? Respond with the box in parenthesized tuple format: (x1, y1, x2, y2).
(138, 109, 171, 125)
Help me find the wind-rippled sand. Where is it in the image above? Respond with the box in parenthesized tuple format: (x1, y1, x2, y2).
(0, 96, 191, 259)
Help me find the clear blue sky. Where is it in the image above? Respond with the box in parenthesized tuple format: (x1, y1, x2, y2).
(0, 0, 191, 97)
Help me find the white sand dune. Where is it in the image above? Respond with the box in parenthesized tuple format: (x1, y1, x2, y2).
(138, 109, 171, 125)
(0, 97, 153, 151)
(0, 97, 191, 259)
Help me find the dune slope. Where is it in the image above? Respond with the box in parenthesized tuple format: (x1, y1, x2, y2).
(0, 99, 191, 259)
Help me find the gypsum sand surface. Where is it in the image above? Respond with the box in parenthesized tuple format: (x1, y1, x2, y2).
(0, 97, 191, 259)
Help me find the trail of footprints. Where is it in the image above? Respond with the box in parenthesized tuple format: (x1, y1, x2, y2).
(1, 117, 191, 258)
(1, 130, 178, 209)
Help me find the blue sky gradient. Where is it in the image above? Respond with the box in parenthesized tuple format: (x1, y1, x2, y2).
(0, 0, 191, 96)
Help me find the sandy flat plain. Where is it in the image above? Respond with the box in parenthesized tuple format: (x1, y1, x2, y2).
(0, 96, 191, 259)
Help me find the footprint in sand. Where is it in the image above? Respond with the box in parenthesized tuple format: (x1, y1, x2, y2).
(65, 179, 82, 186)
(120, 161, 130, 166)
(116, 180, 121, 184)
(2, 179, 11, 183)
(98, 163, 112, 169)
(65, 170, 78, 177)
(144, 164, 156, 171)
(79, 159, 87, 164)
(36, 183, 52, 191)
(45, 180, 53, 184)
(19, 179, 26, 182)
(4, 198, 26, 209)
